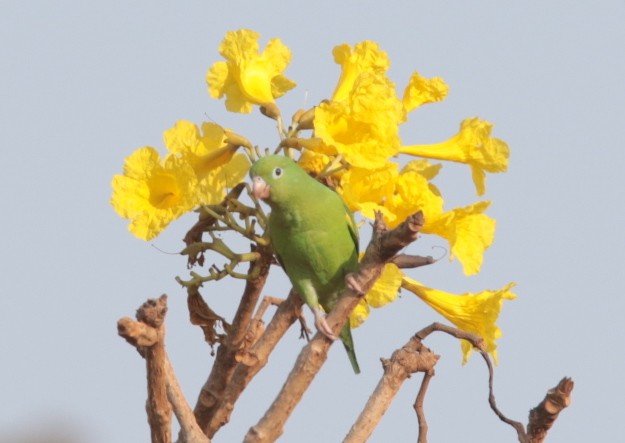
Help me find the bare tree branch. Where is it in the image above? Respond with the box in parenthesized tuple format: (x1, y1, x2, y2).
(527, 377, 574, 443)
(118, 295, 211, 443)
(118, 296, 173, 443)
(191, 246, 273, 434)
(344, 336, 439, 443)
(164, 359, 209, 443)
(204, 290, 304, 438)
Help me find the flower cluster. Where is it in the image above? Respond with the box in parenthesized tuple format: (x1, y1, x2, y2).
(111, 121, 251, 240)
(111, 29, 515, 363)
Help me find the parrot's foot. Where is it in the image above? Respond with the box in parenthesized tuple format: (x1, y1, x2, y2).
(313, 307, 337, 341)
(345, 273, 365, 295)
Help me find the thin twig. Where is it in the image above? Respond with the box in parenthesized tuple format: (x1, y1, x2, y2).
(414, 370, 435, 443)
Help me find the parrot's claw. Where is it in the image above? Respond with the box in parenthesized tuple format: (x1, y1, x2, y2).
(313, 307, 337, 341)
(345, 273, 365, 296)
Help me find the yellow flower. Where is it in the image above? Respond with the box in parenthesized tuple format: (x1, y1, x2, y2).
(315, 73, 404, 169)
(402, 71, 449, 112)
(383, 160, 445, 229)
(164, 120, 231, 168)
(281, 42, 403, 169)
(425, 201, 495, 275)
(365, 263, 403, 308)
(350, 299, 370, 329)
(331, 41, 390, 102)
(402, 276, 516, 364)
(110, 147, 199, 240)
(207, 29, 296, 114)
(163, 120, 250, 204)
(339, 162, 398, 214)
(198, 153, 250, 202)
(339, 158, 493, 275)
(399, 117, 510, 195)
(349, 263, 403, 328)
(296, 150, 337, 177)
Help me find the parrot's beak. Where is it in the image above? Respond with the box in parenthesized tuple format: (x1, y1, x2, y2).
(251, 176, 271, 200)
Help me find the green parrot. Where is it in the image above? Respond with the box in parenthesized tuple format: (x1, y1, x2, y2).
(250, 155, 361, 373)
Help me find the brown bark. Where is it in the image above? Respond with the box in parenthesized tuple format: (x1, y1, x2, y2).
(344, 339, 439, 443)
(119, 295, 211, 443)
(118, 295, 172, 443)
(527, 377, 574, 443)
(204, 290, 303, 438)
(191, 247, 273, 434)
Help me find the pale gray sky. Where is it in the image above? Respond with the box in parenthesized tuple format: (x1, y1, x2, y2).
(1, 1, 624, 442)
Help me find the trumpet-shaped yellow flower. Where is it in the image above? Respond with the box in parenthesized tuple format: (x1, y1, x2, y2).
(402, 276, 516, 364)
(315, 73, 405, 169)
(339, 162, 398, 214)
(207, 29, 296, 113)
(383, 160, 445, 229)
(402, 71, 449, 112)
(400, 117, 509, 195)
(163, 120, 250, 204)
(425, 201, 495, 275)
(110, 147, 199, 240)
(331, 41, 390, 102)
(349, 263, 403, 328)
(164, 120, 231, 168)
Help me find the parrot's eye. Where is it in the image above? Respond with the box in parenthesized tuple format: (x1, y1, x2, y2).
(272, 167, 283, 179)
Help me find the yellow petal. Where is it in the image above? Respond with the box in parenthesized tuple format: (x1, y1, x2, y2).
(206, 29, 296, 112)
(425, 201, 495, 275)
(163, 120, 245, 184)
(383, 163, 445, 229)
(338, 163, 398, 212)
(402, 71, 449, 112)
(297, 150, 334, 176)
(402, 276, 516, 364)
(365, 263, 403, 308)
(350, 298, 370, 329)
(163, 120, 201, 156)
(331, 41, 390, 102)
(315, 73, 404, 169)
(110, 147, 199, 240)
(399, 117, 510, 195)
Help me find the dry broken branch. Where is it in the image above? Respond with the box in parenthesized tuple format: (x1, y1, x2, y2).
(344, 333, 439, 443)
(118, 295, 171, 443)
(527, 377, 574, 443)
(118, 295, 209, 443)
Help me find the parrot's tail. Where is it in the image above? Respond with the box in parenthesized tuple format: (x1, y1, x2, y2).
(339, 324, 361, 374)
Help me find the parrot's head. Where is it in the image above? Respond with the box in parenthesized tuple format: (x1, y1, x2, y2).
(249, 155, 304, 205)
